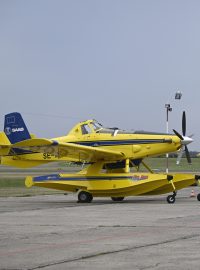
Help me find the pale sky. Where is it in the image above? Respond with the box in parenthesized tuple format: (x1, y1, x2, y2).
(0, 0, 200, 150)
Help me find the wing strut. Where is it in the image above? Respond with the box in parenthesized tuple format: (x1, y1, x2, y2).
(141, 161, 154, 174)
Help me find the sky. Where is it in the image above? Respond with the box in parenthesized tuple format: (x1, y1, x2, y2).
(0, 0, 200, 150)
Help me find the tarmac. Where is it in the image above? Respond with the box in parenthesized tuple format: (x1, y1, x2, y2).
(0, 188, 200, 270)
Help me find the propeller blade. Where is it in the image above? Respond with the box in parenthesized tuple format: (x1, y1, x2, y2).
(174, 111, 192, 165)
(176, 147, 184, 165)
(173, 129, 183, 140)
(182, 111, 186, 136)
(185, 145, 192, 164)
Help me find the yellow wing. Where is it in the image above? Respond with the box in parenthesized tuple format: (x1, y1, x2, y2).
(12, 138, 125, 162)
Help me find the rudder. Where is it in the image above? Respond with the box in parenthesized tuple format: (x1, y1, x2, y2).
(4, 112, 31, 143)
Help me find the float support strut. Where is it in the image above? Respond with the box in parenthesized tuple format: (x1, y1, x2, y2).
(125, 159, 130, 173)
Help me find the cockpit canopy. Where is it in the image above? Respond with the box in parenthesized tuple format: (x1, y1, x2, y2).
(69, 119, 170, 136)
(80, 120, 134, 135)
(81, 120, 103, 135)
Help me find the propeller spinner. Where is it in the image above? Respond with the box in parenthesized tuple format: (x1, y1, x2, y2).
(173, 111, 193, 165)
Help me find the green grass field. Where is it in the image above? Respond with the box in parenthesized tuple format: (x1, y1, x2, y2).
(0, 178, 64, 197)
(141, 157, 200, 172)
(0, 158, 199, 197)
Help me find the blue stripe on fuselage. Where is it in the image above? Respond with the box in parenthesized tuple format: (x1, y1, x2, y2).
(72, 139, 169, 147)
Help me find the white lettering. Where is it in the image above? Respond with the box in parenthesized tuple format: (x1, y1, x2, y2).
(12, 127, 24, 133)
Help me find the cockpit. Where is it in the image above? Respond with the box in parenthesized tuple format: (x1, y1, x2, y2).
(80, 121, 103, 135)
(80, 120, 129, 135)
(79, 120, 167, 136)
(71, 119, 169, 137)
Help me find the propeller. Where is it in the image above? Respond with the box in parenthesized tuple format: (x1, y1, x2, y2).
(173, 111, 193, 165)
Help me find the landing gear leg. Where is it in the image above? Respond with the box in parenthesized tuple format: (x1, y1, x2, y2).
(166, 175, 177, 204)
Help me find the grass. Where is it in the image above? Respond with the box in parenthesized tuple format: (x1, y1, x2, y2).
(0, 178, 25, 188)
(0, 178, 64, 197)
(141, 157, 200, 173)
(0, 187, 64, 197)
(0, 158, 199, 197)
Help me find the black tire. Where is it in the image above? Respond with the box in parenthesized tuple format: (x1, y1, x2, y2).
(111, 197, 124, 202)
(78, 191, 93, 203)
(167, 195, 176, 204)
(197, 193, 200, 201)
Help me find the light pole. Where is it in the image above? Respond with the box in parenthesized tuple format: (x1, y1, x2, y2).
(165, 104, 172, 174)
(165, 91, 182, 173)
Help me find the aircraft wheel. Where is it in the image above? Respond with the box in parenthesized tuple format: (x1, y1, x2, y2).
(111, 197, 124, 202)
(197, 193, 200, 201)
(78, 191, 93, 203)
(167, 195, 176, 204)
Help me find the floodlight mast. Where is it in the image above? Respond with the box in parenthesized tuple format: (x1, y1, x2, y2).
(175, 91, 182, 100)
(165, 91, 182, 173)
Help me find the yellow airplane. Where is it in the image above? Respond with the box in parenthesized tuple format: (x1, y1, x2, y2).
(0, 112, 199, 204)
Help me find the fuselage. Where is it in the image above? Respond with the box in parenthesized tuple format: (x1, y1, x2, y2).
(52, 120, 181, 161)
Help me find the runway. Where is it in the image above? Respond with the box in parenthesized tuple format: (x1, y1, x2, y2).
(0, 188, 200, 270)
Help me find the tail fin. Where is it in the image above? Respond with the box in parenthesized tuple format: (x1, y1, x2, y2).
(4, 112, 31, 144)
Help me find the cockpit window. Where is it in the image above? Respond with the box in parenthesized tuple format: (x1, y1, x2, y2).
(81, 124, 92, 135)
(91, 121, 102, 131)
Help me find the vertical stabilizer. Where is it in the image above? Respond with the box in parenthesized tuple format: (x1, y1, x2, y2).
(4, 112, 31, 144)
